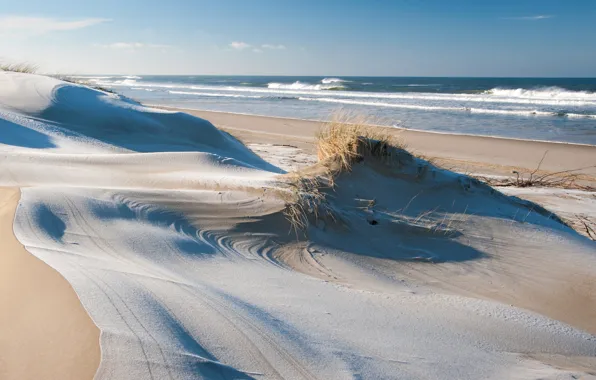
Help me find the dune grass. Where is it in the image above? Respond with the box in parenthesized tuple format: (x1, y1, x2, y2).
(283, 173, 338, 237)
(0, 64, 116, 94)
(53, 75, 118, 94)
(0, 62, 38, 74)
(283, 113, 408, 234)
(316, 113, 404, 173)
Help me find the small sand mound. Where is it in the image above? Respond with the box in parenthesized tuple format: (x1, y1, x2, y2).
(273, 121, 596, 336)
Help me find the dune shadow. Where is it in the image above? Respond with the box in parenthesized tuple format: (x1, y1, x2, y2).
(152, 299, 257, 379)
(108, 287, 256, 379)
(0, 118, 56, 149)
(222, 205, 485, 264)
(313, 226, 484, 263)
(37, 85, 283, 173)
(89, 197, 220, 258)
(229, 151, 586, 265)
(33, 204, 66, 240)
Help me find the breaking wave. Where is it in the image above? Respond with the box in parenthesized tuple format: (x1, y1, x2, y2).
(267, 81, 346, 91)
(485, 87, 596, 101)
(169, 91, 262, 98)
(102, 82, 595, 107)
(298, 97, 596, 118)
(169, 91, 298, 100)
(78, 77, 596, 127)
(321, 77, 350, 84)
(403, 84, 441, 87)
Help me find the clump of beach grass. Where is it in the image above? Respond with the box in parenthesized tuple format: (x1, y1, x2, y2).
(282, 173, 339, 237)
(53, 75, 118, 94)
(0, 62, 38, 74)
(317, 113, 421, 190)
(316, 112, 405, 173)
(283, 112, 409, 234)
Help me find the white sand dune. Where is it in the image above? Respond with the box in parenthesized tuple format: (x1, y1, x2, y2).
(1, 72, 596, 379)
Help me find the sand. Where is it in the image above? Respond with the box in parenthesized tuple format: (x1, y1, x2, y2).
(1, 72, 596, 379)
(168, 108, 596, 179)
(244, 141, 596, 334)
(0, 188, 100, 380)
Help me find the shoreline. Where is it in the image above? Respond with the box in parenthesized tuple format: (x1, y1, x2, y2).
(0, 188, 100, 380)
(150, 105, 596, 148)
(157, 106, 596, 180)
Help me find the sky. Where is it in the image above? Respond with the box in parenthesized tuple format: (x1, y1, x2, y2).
(1, 0, 595, 77)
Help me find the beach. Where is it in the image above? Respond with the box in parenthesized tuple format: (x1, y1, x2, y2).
(164, 108, 596, 179)
(0, 188, 100, 380)
(1, 72, 595, 379)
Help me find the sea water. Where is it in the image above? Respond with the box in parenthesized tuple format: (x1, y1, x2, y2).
(75, 75, 596, 145)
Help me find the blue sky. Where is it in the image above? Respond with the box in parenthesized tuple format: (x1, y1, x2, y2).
(1, 0, 595, 76)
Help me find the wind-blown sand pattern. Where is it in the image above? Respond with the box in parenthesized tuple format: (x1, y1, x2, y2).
(1, 72, 595, 379)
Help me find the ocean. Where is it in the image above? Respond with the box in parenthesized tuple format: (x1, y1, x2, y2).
(76, 75, 596, 145)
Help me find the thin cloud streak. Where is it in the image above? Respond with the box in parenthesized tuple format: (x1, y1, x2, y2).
(97, 42, 172, 49)
(0, 16, 110, 35)
(262, 44, 286, 50)
(229, 41, 251, 50)
(229, 42, 287, 52)
(503, 15, 554, 20)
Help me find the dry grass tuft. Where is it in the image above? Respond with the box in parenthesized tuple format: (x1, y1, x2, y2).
(476, 151, 595, 191)
(559, 214, 596, 241)
(53, 75, 118, 94)
(0, 62, 38, 74)
(316, 112, 406, 173)
(282, 113, 409, 235)
(282, 173, 339, 237)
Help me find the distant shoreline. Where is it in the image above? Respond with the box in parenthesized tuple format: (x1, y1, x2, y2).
(155, 106, 596, 180)
(151, 105, 596, 148)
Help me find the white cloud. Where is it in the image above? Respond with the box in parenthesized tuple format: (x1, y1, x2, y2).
(230, 41, 251, 50)
(229, 42, 286, 52)
(262, 44, 286, 50)
(504, 15, 554, 20)
(0, 16, 110, 35)
(97, 42, 172, 50)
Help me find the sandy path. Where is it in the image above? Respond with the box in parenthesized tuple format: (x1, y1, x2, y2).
(165, 108, 596, 179)
(0, 188, 99, 380)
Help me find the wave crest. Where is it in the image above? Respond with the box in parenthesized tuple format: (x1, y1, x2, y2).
(486, 87, 596, 101)
(298, 97, 596, 118)
(321, 77, 349, 84)
(267, 81, 345, 91)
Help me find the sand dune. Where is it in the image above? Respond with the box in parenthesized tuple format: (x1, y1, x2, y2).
(1, 72, 595, 379)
